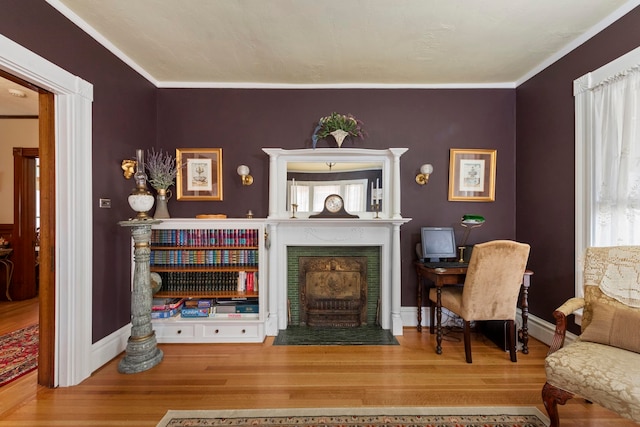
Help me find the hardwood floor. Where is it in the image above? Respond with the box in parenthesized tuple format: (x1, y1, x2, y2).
(0, 298, 636, 426)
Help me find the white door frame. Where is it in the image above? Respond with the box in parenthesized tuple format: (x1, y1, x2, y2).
(0, 34, 93, 387)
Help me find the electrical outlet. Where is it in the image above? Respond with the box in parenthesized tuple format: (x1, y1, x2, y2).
(99, 198, 111, 208)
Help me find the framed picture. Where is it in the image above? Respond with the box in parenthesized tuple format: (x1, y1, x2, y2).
(448, 148, 496, 202)
(176, 148, 223, 201)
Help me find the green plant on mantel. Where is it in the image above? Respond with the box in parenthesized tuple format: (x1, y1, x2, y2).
(145, 148, 179, 191)
(312, 112, 366, 148)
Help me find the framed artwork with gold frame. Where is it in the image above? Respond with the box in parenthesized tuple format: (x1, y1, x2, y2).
(176, 148, 223, 201)
(448, 148, 496, 202)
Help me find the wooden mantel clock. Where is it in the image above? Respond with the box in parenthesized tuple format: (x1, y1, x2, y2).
(310, 194, 359, 218)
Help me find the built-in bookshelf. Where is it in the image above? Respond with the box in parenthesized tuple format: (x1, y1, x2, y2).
(148, 219, 267, 343)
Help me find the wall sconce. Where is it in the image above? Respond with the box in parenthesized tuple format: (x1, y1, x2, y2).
(415, 164, 433, 185)
(237, 164, 253, 186)
(121, 159, 137, 179)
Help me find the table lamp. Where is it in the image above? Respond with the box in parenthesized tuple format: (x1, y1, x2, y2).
(458, 214, 485, 261)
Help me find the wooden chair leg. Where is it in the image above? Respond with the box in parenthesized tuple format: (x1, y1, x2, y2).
(463, 320, 472, 363)
(507, 319, 517, 362)
(542, 381, 574, 427)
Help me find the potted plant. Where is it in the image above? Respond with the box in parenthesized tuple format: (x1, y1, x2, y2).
(311, 112, 366, 148)
(146, 148, 180, 219)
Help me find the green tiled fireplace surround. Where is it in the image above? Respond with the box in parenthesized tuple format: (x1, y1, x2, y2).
(287, 246, 380, 325)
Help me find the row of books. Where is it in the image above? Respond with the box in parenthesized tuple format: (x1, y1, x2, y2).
(155, 271, 258, 293)
(151, 297, 259, 319)
(150, 249, 258, 267)
(151, 297, 185, 318)
(151, 228, 260, 247)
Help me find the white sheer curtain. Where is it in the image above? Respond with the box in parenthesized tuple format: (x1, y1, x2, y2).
(575, 46, 640, 299)
(344, 183, 365, 212)
(592, 67, 640, 246)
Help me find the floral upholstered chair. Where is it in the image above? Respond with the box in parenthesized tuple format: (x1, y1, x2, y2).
(542, 246, 640, 426)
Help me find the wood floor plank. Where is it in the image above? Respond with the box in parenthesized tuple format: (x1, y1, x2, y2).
(0, 297, 637, 426)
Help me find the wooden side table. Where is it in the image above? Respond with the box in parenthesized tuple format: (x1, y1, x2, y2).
(0, 248, 14, 301)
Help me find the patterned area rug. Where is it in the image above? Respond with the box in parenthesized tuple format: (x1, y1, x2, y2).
(0, 324, 38, 387)
(157, 407, 549, 427)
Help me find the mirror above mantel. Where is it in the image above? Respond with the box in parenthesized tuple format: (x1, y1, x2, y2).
(263, 148, 408, 219)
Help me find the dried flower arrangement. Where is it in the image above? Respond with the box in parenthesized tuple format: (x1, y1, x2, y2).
(311, 112, 366, 148)
(145, 149, 180, 191)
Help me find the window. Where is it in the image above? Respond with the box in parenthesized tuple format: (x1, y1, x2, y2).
(289, 179, 368, 212)
(575, 46, 640, 298)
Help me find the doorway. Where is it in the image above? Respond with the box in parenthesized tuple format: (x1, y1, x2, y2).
(0, 70, 55, 387)
(2, 34, 94, 387)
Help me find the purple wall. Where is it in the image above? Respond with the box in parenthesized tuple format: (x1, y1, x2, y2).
(3, 0, 638, 342)
(516, 6, 640, 331)
(157, 88, 517, 306)
(1, 1, 157, 341)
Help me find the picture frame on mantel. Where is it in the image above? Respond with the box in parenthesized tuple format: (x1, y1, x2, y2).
(176, 148, 223, 201)
(448, 148, 496, 202)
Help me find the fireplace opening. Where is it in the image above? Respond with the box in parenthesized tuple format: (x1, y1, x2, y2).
(299, 256, 367, 327)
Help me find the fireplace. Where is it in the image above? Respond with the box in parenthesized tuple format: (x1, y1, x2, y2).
(298, 256, 368, 327)
(265, 220, 409, 336)
(263, 148, 410, 337)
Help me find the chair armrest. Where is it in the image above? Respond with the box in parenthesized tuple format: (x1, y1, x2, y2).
(547, 297, 585, 355)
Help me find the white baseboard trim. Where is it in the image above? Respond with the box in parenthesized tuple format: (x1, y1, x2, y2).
(90, 324, 129, 373)
(400, 306, 577, 346)
(91, 309, 578, 374)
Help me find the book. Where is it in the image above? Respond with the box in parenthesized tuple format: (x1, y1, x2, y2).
(215, 305, 236, 313)
(180, 307, 210, 318)
(151, 307, 180, 318)
(197, 299, 213, 308)
(211, 312, 259, 319)
(152, 298, 184, 311)
(234, 304, 259, 313)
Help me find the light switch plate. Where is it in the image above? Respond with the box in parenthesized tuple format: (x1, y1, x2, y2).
(99, 198, 111, 208)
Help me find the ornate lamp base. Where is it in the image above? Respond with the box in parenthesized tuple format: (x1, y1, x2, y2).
(119, 218, 163, 374)
(118, 331, 163, 374)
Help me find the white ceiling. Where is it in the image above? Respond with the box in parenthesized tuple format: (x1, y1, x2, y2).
(51, 0, 637, 88)
(0, 78, 38, 116)
(2, 0, 638, 116)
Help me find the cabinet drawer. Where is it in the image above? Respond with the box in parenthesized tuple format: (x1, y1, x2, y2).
(153, 321, 196, 339)
(203, 323, 260, 339)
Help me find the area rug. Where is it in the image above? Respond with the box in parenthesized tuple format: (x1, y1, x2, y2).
(273, 326, 399, 346)
(157, 406, 549, 427)
(0, 324, 38, 387)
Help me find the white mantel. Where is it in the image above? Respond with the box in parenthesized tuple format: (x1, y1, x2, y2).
(263, 148, 410, 336)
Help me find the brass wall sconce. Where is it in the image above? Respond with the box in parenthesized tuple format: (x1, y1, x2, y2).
(415, 163, 433, 185)
(237, 164, 253, 186)
(121, 159, 137, 179)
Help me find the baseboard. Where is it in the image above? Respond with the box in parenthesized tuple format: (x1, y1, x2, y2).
(92, 309, 577, 373)
(90, 323, 129, 373)
(400, 306, 577, 346)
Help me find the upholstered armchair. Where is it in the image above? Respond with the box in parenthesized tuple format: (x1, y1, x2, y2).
(542, 246, 640, 426)
(428, 240, 530, 363)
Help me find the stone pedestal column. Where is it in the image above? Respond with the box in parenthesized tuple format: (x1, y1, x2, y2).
(118, 219, 163, 374)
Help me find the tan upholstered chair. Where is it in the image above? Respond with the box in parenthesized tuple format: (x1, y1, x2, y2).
(542, 246, 640, 427)
(428, 240, 531, 363)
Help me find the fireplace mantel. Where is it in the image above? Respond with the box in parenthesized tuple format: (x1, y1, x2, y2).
(263, 148, 410, 337)
(263, 148, 407, 219)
